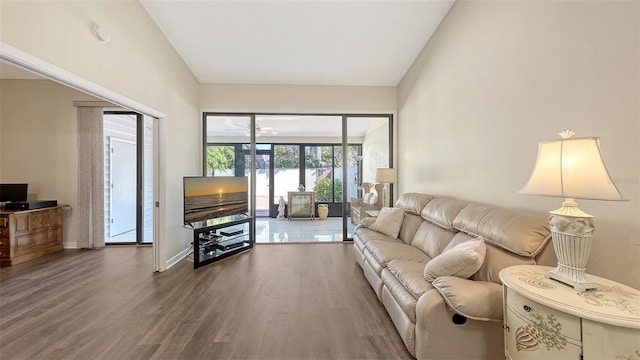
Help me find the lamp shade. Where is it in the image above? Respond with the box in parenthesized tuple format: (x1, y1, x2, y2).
(519, 137, 624, 201)
(376, 168, 397, 183)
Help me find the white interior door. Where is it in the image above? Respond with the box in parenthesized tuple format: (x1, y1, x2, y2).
(110, 138, 137, 236)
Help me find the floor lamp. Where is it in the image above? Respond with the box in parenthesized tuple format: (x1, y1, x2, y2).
(519, 130, 624, 292)
(376, 168, 397, 207)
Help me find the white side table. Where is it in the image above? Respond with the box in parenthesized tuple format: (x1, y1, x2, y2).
(500, 265, 640, 360)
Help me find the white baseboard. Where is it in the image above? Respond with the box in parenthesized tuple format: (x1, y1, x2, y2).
(164, 246, 191, 271)
(63, 242, 78, 249)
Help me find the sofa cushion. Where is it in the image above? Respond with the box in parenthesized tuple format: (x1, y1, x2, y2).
(423, 239, 486, 282)
(398, 213, 425, 245)
(421, 198, 470, 231)
(357, 217, 377, 229)
(431, 276, 504, 321)
(472, 243, 536, 284)
(452, 203, 551, 257)
(369, 207, 405, 239)
(395, 193, 436, 215)
(410, 222, 458, 260)
(365, 240, 430, 268)
(387, 259, 434, 300)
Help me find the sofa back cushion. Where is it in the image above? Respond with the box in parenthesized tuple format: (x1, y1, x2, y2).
(395, 193, 436, 215)
(410, 222, 458, 259)
(472, 244, 537, 284)
(421, 198, 469, 231)
(398, 213, 425, 245)
(452, 203, 551, 257)
(450, 203, 552, 284)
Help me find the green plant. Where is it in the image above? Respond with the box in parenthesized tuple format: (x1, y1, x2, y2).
(274, 145, 300, 168)
(206, 146, 234, 175)
(315, 178, 342, 202)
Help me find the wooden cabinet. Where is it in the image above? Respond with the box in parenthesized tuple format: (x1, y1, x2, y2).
(500, 265, 640, 360)
(287, 191, 315, 220)
(0, 206, 63, 266)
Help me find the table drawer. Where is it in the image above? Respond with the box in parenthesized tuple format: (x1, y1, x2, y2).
(507, 288, 581, 342)
(505, 305, 582, 359)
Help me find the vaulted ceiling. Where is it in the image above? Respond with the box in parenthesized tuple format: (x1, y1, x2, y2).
(140, 0, 454, 86)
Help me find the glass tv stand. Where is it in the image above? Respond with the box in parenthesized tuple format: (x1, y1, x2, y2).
(185, 214, 253, 269)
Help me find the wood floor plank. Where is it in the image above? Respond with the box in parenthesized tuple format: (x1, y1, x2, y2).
(0, 244, 413, 359)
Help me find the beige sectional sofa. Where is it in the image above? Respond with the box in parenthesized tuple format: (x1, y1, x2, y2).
(353, 193, 556, 359)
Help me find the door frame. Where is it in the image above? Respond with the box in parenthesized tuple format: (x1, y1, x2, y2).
(104, 111, 154, 245)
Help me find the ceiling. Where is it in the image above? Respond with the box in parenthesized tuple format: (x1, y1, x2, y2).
(1, 1, 455, 87)
(140, 0, 454, 86)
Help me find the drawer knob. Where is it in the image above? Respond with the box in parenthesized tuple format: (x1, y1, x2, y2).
(523, 305, 532, 312)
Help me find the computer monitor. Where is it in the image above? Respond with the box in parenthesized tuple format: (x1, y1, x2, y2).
(0, 183, 28, 202)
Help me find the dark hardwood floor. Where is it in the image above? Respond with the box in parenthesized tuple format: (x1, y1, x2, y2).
(0, 244, 413, 360)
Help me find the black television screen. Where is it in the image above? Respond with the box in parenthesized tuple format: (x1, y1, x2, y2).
(0, 183, 28, 202)
(183, 176, 249, 224)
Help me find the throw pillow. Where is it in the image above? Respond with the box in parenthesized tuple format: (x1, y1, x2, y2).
(369, 207, 405, 239)
(423, 238, 486, 282)
(368, 194, 378, 205)
(362, 193, 373, 204)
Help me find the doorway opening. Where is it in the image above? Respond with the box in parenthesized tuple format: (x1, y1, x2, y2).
(104, 112, 154, 245)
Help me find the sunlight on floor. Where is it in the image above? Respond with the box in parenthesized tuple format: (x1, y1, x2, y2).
(255, 217, 356, 243)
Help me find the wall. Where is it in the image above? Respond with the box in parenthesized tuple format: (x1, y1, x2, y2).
(201, 84, 397, 113)
(0, 0, 201, 269)
(0, 79, 100, 247)
(397, 1, 639, 288)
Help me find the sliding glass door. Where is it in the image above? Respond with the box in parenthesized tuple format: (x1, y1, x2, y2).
(204, 113, 392, 241)
(345, 115, 392, 238)
(103, 112, 155, 245)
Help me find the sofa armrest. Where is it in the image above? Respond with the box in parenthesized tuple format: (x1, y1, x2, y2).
(355, 217, 376, 230)
(431, 276, 503, 322)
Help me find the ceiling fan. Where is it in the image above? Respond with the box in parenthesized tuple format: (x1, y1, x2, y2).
(224, 119, 278, 137)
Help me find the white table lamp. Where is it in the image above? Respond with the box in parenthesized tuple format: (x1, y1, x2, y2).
(376, 168, 397, 207)
(519, 130, 624, 292)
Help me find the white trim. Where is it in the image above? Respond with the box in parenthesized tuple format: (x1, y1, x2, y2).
(164, 247, 190, 271)
(152, 117, 161, 272)
(0, 42, 165, 119)
(63, 242, 78, 249)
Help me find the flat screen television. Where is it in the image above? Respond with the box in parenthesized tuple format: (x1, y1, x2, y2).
(0, 183, 28, 202)
(183, 176, 249, 224)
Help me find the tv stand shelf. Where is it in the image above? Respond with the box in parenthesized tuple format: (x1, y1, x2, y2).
(185, 214, 253, 269)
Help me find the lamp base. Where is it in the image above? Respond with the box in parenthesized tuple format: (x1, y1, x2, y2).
(545, 265, 599, 292)
(546, 202, 599, 292)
